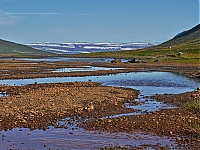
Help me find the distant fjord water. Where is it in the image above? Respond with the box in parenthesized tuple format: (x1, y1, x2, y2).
(26, 42, 153, 54)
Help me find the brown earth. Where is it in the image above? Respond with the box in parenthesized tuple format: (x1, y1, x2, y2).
(83, 89, 200, 149)
(0, 82, 139, 131)
(0, 58, 200, 149)
(0, 59, 199, 80)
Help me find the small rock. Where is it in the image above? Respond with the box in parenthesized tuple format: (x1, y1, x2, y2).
(111, 58, 121, 63)
(107, 119, 112, 123)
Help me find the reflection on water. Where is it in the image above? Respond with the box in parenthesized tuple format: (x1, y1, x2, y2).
(0, 125, 180, 149)
(109, 94, 178, 118)
(51, 66, 124, 73)
(0, 57, 129, 63)
(0, 72, 199, 149)
(0, 92, 8, 97)
(0, 72, 198, 117)
(0, 72, 199, 95)
(0, 57, 113, 62)
(1, 72, 197, 117)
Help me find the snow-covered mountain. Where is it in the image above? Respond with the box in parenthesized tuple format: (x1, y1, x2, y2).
(26, 42, 153, 54)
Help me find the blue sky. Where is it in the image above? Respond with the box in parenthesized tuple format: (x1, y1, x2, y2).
(0, 0, 199, 44)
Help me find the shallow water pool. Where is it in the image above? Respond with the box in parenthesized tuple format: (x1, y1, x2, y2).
(1, 57, 128, 63)
(0, 71, 198, 149)
(51, 66, 124, 73)
(0, 72, 199, 95)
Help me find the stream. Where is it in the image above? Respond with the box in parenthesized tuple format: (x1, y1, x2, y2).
(0, 71, 199, 149)
(0, 57, 128, 63)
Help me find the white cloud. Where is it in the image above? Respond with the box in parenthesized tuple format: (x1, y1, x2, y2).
(1, 11, 61, 15)
(0, 15, 21, 26)
(0, 10, 21, 26)
(0, 10, 61, 26)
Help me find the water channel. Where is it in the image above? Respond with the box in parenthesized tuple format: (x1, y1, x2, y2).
(0, 71, 199, 149)
(0, 72, 198, 95)
(51, 66, 125, 73)
(1, 57, 128, 63)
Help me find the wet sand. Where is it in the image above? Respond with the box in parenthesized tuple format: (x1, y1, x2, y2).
(0, 58, 200, 149)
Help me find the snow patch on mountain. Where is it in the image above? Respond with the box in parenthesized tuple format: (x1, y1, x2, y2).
(26, 42, 153, 54)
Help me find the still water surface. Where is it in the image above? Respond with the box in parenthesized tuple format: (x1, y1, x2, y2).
(1, 72, 198, 95)
(0, 71, 199, 149)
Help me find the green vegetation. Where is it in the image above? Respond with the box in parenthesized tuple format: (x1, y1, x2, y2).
(73, 24, 200, 63)
(185, 99, 200, 115)
(0, 39, 51, 55)
(184, 97, 200, 137)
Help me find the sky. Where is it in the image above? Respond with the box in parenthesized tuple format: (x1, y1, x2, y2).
(0, 0, 199, 44)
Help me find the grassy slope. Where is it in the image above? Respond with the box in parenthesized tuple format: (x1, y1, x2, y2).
(0, 39, 51, 55)
(74, 24, 200, 63)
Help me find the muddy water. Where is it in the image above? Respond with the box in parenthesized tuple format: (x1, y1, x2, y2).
(0, 72, 199, 149)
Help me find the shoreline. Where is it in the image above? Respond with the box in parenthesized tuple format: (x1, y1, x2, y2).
(0, 59, 199, 80)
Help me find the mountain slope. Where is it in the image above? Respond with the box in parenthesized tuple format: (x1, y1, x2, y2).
(0, 39, 51, 55)
(156, 24, 199, 49)
(76, 24, 199, 63)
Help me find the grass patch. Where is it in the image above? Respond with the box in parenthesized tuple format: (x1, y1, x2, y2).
(71, 47, 200, 64)
(184, 98, 200, 137)
(185, 99, 200, 115)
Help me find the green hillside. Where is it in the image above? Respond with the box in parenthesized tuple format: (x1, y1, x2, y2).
(75, 24, 200, 63)
(0, 39, 50, 55)
(156, 24, 199, 50)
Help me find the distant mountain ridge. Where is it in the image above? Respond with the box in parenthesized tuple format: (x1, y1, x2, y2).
(0, 39, 50, 55)
(0, 24, 199, 56)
